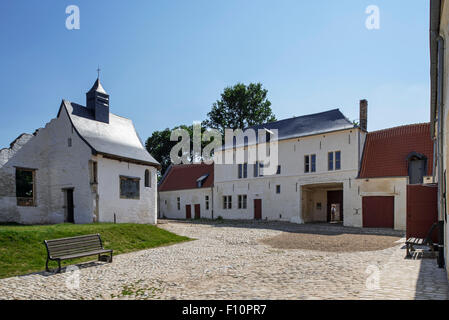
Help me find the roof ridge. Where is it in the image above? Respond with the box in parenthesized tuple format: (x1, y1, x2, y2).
(368, 122, 430, 135)
(251, 108, 342, 127)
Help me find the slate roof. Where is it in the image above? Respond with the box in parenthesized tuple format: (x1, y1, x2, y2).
(60, 100, 160, 167)
(159, 163, 214, 192)
(250, 109, 355, 141)
(358, 123, 433, 179)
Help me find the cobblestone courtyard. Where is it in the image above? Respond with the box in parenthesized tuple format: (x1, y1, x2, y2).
(0, 220, 448, 300)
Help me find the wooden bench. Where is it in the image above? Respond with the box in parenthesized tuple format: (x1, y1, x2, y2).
(406, 223, 438, 257)
(44, 234, 113, 273)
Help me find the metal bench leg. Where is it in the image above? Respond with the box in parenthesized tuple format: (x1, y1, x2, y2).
(110, 252, 113, 263)
(46, 258, 50, 272)
(57, 260, 62, 273)
(406, 244, 410, 257)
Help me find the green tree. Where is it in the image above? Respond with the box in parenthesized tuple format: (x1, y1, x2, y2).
(203, 83, 276, 134)
(145, 125, 209, 178)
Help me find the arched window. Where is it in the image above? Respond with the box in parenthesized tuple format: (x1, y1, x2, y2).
(145, 169, 150, 188)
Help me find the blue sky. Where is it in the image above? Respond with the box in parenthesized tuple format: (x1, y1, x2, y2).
(0, 0, 430, 148)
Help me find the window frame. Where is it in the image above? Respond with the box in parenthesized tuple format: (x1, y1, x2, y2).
(311, 154, 316, 172)
(276, 185, 281, 194)
(335, 151, 341, 170)
(15, 168, 36, 207)
(177, 197, 181, 210)
(205, 195, 209, 210)
(328, 152, 334, 171)
(304, 155, 310, 173)
(144, 169, 151, 188)
(119, 176, 140, 200)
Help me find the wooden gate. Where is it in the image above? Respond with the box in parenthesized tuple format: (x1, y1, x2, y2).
(406, 184, 438, 242)
(362, 196, 394, 228)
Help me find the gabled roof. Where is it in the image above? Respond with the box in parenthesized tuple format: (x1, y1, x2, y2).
(59, 100, 160, 168)
(159, 163, 214, 192)
(250, 109, 355, 141)
(359, 123, 433, 179)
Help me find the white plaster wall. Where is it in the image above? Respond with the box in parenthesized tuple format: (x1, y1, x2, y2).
(439, 1, 449, 273)
(96, 155, 157, 224)
(212, 128, 364, 225)
(159, 188, 212, 219)
(353, 177, 408, 231)
(0, 108, 93, 224)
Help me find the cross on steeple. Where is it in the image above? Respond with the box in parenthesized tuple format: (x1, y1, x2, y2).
(97, 66, 101, 79)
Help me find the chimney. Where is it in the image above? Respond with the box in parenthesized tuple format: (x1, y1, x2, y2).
(86, 78, 110, 123)
(359, 99, 368, 131)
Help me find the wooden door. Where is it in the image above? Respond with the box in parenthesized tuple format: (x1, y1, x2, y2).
(185, 205, 191, 219)
(66, 189, 74, 223)
(254, 199, 262, 220)
(194, 204, 200, 219)
(362, 196, 394, 228)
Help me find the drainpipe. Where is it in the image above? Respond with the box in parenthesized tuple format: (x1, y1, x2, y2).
(211, 185, 214, 219)
(436, 36, 445, 268)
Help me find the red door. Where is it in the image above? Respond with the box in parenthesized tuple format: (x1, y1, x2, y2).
(194, 204, 200, 219)
(185, 205, 191, 219)
(362, 196, 394, 228)
(406, 184, 438, 242)
(254, 199, 262, 220)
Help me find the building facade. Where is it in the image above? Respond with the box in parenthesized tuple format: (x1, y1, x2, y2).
(0, 78, 159, 225)
(212, 106, 366, 226)
(159, 163, 213, 219)
(430, 0, 449, 270)
(354, 123, 434, 231)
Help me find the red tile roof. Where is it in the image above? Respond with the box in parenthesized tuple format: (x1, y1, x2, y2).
(359, 123, 433, 178)
(158, 163, 214, 192)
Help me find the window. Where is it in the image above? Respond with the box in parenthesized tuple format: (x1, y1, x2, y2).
(238, 195, 247, 209)
(328, 152, 332, 170)
(311, 154, 316, 172)
(254, 161, 259, 177)
(90, 161, 98, 184)
(223, 196, 232, 209)
(276, 185, 281, 194)
(238, 164, 248, 179)
(16, 168, 35, 206)
(144, 169, 151, 188)
(259, 163, 264, 177)
(328, 151, 341, 171)
(335, 151, 341, 170)
(68, 138, 72, 147)
(304, 155, 310, 173)
(205, 195, 209, 210)
(276, 165, 281, 175)
(177, 197, 180, 210)
(119, 176, 140, 200)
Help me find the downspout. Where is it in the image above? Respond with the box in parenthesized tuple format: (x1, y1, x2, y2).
(211, 185, 214, 219)
(437, 36, 445, 268)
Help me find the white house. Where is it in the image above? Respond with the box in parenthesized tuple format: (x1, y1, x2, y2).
(159, 163, 214, 219)
(212, 102, 367, 226)
(0, 78, 160, 225)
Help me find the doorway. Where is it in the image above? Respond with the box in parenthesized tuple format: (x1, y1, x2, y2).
(194, 204, 201, 219)
(327, 190, 343, 223)
(65, 189, 74, 223)
(362, 196, 394, 228)
(185, 204, 191, 219)
(254, 199, 262, 220)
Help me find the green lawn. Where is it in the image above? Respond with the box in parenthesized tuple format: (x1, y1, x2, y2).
(0, 223, 191, 279)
